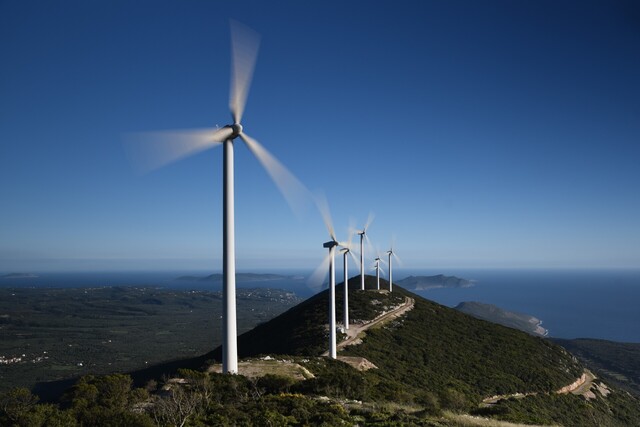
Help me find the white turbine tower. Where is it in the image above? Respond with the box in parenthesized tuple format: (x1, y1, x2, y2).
(374, 257, 382, 290)
(309, 195, 346, 359)
(356, 213, 374, 291)
(386, 245, 400, 292)
(124, 21, 310, 374)
(324, 239, 338, 359)
(340, 245, 358, 331)
(386, 249, 394, 292)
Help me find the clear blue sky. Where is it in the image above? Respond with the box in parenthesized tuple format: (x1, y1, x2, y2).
(1, 0, 639, 272)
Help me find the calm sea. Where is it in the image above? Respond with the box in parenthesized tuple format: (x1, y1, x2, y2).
(403, 268, 640, 344)
(1, 268, 639, 343)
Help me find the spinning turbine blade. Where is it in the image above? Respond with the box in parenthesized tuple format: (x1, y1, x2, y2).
(313, 192, 337, 242)
(393, 251, 403, 266)
(229, 20, 260, 124)
(124, 127, 232, 174)
(364, 234, 375, 260)
(364, 212, 375, 231)
(308, 252, 331, 293)
(240, 133, 312, 217)
(348, 250, 359, 265)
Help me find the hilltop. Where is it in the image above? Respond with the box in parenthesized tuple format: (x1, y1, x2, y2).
(198, 275, 640, 425)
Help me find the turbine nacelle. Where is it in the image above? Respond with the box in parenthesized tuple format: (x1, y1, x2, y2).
(323, 240, 339, 249)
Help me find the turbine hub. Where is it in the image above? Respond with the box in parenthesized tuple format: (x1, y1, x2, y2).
(230, 123, 243, 138)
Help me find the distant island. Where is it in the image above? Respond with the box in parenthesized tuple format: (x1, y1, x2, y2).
(175, 273, 303, 282)
(396, 274, 474, 290)
(0, 273, 38, 279)
(455, 301, 548, 337)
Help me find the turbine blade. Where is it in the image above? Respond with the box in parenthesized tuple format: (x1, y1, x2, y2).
(229, 20, 260, 124)
(307, 252, 331, 293)
(364, 212, 375, 231)
(393, 251, 404, 267)
(347, 218, 357, 242)
(123, 127, 231, 174)
(345, 226, 355, 249)
(240, 132, 312, 217)
(364, 234, 375, 261)
(314, 192, 337, 242)
(348, 250, 359, 266)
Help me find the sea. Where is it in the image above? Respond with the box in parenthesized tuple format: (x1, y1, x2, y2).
(1, 268, 639, 344)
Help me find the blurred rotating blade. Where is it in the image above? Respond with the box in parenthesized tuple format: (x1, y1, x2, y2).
(348, 250, 359, 265)
(123, 127, 232, 174)
(307, 252, 332, 293)
(364, 234, 375, 261)
(240, 132, 312, 217)
(364, 212, 375, 231)
(314, 192, 337, 242)
(229, 20, 260, 124)
(392, 251, 404, 267)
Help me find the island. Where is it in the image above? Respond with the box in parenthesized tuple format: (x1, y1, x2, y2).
(455, 301, 548, 337)
(0, 273, 38, 279)
(395, 274, 474, 290)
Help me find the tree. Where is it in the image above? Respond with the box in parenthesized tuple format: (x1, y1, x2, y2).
(0, 388, 39, 425)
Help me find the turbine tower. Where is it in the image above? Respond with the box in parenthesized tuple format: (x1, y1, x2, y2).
(386, 240, 400, 292)
(356, 213, 374, 291)
(387, 249, 394, 292)
(309, 195, 347, 359)
(340, 246, 357, 330)
(125, 21, 310, 374)
(324, 239, 338, 359)
(374, 257, 381, 290)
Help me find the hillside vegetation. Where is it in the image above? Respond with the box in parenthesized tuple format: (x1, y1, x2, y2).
(3, 276, 640, 426)
(554, 338, 640, 397)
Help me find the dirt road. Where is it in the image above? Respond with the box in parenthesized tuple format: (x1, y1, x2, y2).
(322, 296, 415, 356)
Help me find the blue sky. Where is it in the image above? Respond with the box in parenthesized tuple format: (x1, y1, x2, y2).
(1, 0, 639, 272)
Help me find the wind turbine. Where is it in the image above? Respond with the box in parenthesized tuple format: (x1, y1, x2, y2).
(340, 242, 358, 331)
(308, 195, 347, 359)
(356, 213, 374, 291)
(386, 237, 401, 292)
(374, 256, 382, 291)
(124, 21, 310, 374)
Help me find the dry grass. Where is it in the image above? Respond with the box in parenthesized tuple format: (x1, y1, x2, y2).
(446, 412, 557, 427)
(207, 358, 314, 380)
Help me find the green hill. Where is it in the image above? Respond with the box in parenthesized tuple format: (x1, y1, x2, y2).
(10, 275, 640, 426)
(217, 276, 581, 399)
(203, 275, 640, 425)
(554, 338, 640, 397)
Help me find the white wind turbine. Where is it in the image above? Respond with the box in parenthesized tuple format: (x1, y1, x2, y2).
(124, 21, 310, 374)
(386, 244, 401, 292)
(309, 196, 347, 359)
(356, 213, 374, 291)
(373, 256, 382, 291)
(340, 238, 358, 331)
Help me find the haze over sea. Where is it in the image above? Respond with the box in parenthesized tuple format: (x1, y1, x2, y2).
(2, 268, 639, 344)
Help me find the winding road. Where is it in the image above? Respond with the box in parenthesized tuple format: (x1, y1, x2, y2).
(322, 296, 415, 357)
